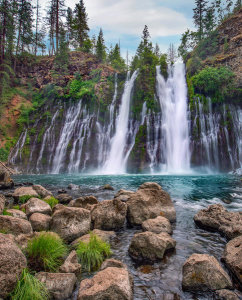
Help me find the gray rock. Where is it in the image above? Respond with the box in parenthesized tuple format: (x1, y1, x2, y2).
(6, 209, 27, 220)
(0, 215, 33, 235)
(59, 250, 81, 275)
(13, 186, 38, 199)
(56, 193, 73, 204)
(128, 231, 176, 262)
(32, 185, 52, 198)
(0, 194, 5, 214)
(0, 233, 27, 298)
(182, 253, 233, 292)
(68, 195, 98, 209)
(25, 198, 52, 217)
(0, 169, 13, 189)
(142, 216, 172, 234)
(101, 259, 127, 270)
(71, 229, 115, 247)
(29, 213, 52, 231)
(36, 272, 77, 300)
(215, 289, 240, 300)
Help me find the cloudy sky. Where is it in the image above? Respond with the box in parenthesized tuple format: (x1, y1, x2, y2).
(41, 0, 195, 57)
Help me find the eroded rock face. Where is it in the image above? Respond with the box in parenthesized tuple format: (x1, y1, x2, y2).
(29, 213, 52, 231)
(215, 289, 240, 300)
(126, 182, 176, 225)
(69, 196, 98, 209)
(6, 209, 27, 220)
(0, 194, 6, 213)
(32, 185, 52, 198)
(91, 199, 127, 230)
(0, 215, 33, 235)
(59, 250, 81, 275)
(194, 204, 242, 240)
(36, 272, 77, 300)
(71, 229, 115, 247)
(222, 235, 242, 287)
(50, 206, 91, 242)
(182, 253, 232, 292)
(142, 216, 172, 235)
(78, 267, 133, 300)
(0, 233, 27, 298)
(128, 231, 176, 262)
(25, 198, 52, 217)
(13, 186, 38, 199)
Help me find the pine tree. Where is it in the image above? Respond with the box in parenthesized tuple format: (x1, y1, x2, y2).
(142, 25, 150, 47)
(204, 5, 216, 34)
(66, 7, 73, 45)
(34, 0, 41, 55)
(193, 0, 208, 41)
(96, 28, 106, 62)
(167, 43, 177, 65)
(154, 43, 160, 57)
(72, 0, 89, 49)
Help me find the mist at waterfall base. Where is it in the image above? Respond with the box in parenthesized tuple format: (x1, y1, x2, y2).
(13, 173, 242, 299)
(9, 63, 242, 175)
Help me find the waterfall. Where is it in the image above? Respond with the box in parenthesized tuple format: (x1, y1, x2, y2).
(102, 70, 138, 174)
(156, 64, 190, 173)
(9, 129, 27, 164)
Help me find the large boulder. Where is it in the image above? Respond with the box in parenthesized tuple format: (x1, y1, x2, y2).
(126, 182, 176, 225)
(215, 289, 240, 300)
(222, 235, 242, 287)
(71, 229, 115, 247)
(59, 250, 81, 275)
(91, 199, 127, 230)
(142, 216, 172, 234)
(78, 267, 133, 300)
(25, 198, 52, 217)
(36, 272, 77, 300)
(182, 253, 233, 292)
(6, 209, 27, 220)
(50, 205, 91, 242)
(32, 185, 52, 198)
(29, 213, 52, 231)
(13, 186, 38, 199)
(0, 194, 5, 213)
(69, 195, 98, 209)
(0, 215, 33, 235)
(0, 233, 27, 298)
(56, 193, 73, 204)
(0, 169, 13, 189)
(128, 231, 176, 262)
(194, 204, 242, 240)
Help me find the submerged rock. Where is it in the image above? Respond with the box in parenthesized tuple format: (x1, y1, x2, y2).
(29, 213, 52, 231)
(126, 182, 176, 225)
(25, 198, 52, 217)
(0, 233, 27, 298)
(128, 231, 176, 262)
(194, 204, 242, 240)
(222, 235, 242, 287)
(101, 184, 114, 191)
(50, 205, 91, 242)
(91, 199, 127, 230)
(71, 229, 115, 247)
(142, 216, 172, 234)
(0, 215, 33, 235)
(36, 272, 77, 300)
(100, 259, 127, 270)
(182, 253, 232, 292)
(59, 250, 81, 275)
(78, 267, 133, 300)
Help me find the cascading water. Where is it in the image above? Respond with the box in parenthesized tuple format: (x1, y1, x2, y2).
(156, 64, 191, 173)
(102, 70, 138, 174)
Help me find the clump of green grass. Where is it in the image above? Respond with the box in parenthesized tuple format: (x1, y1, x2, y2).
(12, 268, 49, 300)
(76, 233, 112, 272)
(2, 209, 12, 216)
(26, 232, 68, 272)
(13, 205, 20, 210)
(19, 195, 33, 204)
(44, 197, 59, 209)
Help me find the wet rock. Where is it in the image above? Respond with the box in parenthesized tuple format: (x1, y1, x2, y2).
(101, 259, 127, 270)
(32, 185, 52, 198)
(25, 198, 52, 217)
(58, 189, 67, 194)
(59, 250, 81, 275)
(0, 169, 14, 189)
(69, 195, 98, 209)
(194, 204, 242, 240)
(0, 194, 5, 214)
(6, 209, 27, 220)
(182, 253, 232, 292)
(56, 193, 73, 204)
(0, 233, 27, 298)
(222, 235, 242, 287)
(128, 231, 176, 262)
(101, 184, 114, 191)
(29, 213, 52, 231)
(215, 289, 240, 300)
(126, 182, 176, 225)
(68, 184, 80, 190)
(142, 216, 172, 234)
(0, 215, 33, 235)
(71, 229, 115, 247)
(13, 186, 38, 199)
(114, 189, 135, 202)
(78, 267, 133, 300)
(91, 199, 127, 230)
(50, 206, 91, 242)
(36, 272, 77, 300)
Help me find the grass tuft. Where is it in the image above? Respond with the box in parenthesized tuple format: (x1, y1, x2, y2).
(2, 209, 12, 216)
(11, 268, 49, 300)
(26, 232, 68, 272)
(76, 233, 112, 272)
(44, 197, 59, 208)
(19, 195, 34, 204)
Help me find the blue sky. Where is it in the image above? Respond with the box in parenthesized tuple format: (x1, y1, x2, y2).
(41, 0, 196, 57)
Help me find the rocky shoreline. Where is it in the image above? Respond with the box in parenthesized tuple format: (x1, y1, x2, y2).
(0, 170, 241, 300)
